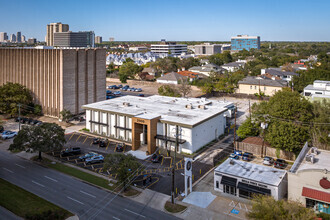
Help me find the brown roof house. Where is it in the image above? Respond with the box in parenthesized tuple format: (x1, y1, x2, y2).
(156, 72, 187, 85)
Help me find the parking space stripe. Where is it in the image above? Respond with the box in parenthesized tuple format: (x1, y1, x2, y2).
(76, 134, 82, 142)
(161, 157, 164, 165)
(82, 136, 88, 144)
(68, 133, 75, 141)
(106, 141, 110, 150)
(90, 139, 93, 146)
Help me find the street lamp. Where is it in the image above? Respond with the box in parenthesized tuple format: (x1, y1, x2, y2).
(260, 122, 268, 158)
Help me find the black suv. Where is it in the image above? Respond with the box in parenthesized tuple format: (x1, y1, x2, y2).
(61, 147, 81, 157)
(115, 143, 124, 152)
(99, 139, 108, 148)
(151, 154, 163, 163)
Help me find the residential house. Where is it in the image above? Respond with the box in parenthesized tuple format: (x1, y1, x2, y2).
(189, 63, 225, 77)
(261, 68, 298, 82)
(237, 76, 288, 96)
(156, 72, 187, 84)
(221, 61, 245, 72)
(303, 80, 330, 100)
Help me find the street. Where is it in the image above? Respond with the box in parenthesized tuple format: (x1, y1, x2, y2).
(0, 150, 180, 220)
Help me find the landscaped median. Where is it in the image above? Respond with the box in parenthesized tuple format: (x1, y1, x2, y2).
(0, 178, 73, 220)
(164, 201, 187, 213)
(34, 156, 140, 197)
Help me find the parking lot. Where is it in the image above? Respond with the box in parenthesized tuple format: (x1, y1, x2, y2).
(46, 132, 213, 196)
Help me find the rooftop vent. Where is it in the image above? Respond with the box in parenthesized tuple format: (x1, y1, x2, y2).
(123, 102, 130, 107)
(229, 159, 235, 165)
(310, 147, 319, 155)
(306, 154, 315, 164)
(185, 104, 193, 109)
(198, 105, 206, 110)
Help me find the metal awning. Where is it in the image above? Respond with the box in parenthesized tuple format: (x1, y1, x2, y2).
(155, 135, 186, 144)
(114, 125, 132, 131)
(89, 120, 108, 126)
(221, 175, 237, 187)
(237, 182, 271, 195)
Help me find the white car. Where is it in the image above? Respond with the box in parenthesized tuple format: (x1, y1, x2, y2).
(2, 131, 18, 139)
(263, 156, 274, 166)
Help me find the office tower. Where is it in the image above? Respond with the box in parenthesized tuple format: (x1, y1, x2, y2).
(10, 34, 16, 42)
(46, 22, 69, 46)
(231, 35, 260, 51)
(21, 35, 26, 43)
(16, 31, 21, 43)
(53, 31, 95, 47)
(27, 38, 37, 44)
(151, 40, 187, 55)
(195, 43, 231, 56)
(0, 32, 8, 42)
(0, 48, 106, 117)
(95, 36, 102, 44)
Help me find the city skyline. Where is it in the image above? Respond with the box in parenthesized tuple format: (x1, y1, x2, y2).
(0, 0, 330, 42)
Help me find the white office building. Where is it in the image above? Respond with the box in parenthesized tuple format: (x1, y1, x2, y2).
(82, 95, 232, 155)
(151, 41, 187, 55)
(214, 159, 287, 200)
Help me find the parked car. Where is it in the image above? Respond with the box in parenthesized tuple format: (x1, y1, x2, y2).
(138, 94, 145, 97)
(234, 150, 242, 156)
(229, 153, 239, 160)
(0, 125, 4, 133)
(106, 90, 112, 95)
(117, 84, 123, 88)
(61, 147, 81, 157)
(106, 95, 116, 99)
(128, 87, 135, 91)
(122, 85, 129, 91)
(242, 152, 253, 161)
(99, 139, 108, 148)
(20, 117, 28, 124)
(113, 91, 121, 95)
(108, 85, 117, 89)
(134, 88, 142, 92)
(115, 143, 124, 152)
(32, 120, 40, 125)
(1, 131, 17, 139)
(274, 159, 287, 169)
(79, 152, 98, 161)
(86, 155, 104, 164)
(263, 156, 274, 166)
(92, 138, 100, 144)
(151, 154, 163, 163)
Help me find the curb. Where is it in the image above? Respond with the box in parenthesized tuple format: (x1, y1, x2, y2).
(192, 166, 216, 188)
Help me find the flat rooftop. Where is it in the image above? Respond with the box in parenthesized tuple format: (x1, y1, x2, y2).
(215, 158, 287, 186)
(296, 150, 330, 172)
(82, 95, 232, 127)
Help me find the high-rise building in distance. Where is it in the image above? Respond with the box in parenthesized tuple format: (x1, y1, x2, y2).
(0, 32, 8, 42)
(231, 35, 260, 51)
(27, 38, 37, 44)
(10, 34, 16, 42)
(109, 37, 115, 42)
(53, 31, 95, 48)
(95, 36, 102, 44)
(46, 22, 69, 46)
(16, 31, 21, 43)
(21, 35, 26, 43)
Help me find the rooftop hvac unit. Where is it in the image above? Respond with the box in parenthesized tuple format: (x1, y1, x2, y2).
(305, 154, 315, 164)
(311, 147, 319, 155)
(229, 159, 235, 165)
(122, 102, 130, 107)
(185, 104, 193, 109)
(198, 105, 206, 110)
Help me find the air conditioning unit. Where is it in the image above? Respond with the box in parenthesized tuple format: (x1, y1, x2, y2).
(311, 147, 319, 155)
(305, 154, 315, 164)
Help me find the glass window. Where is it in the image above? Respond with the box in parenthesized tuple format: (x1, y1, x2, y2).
(255, 86, 257, 89)
(216, 181, 219, 188)
(250, 86, 252, 89)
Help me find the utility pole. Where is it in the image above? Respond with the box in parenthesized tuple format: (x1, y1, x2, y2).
(18, 103, 21, 131)
(233, 103, 237, 151)
(171, 125, 179, 204)
(248, 99, 251, 119)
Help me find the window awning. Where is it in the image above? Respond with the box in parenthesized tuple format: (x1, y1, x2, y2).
(237, 182, 271, 195)
(221, 175, 237, 187)
(302, 187, 330, 203)
(114, 125, 132, 131)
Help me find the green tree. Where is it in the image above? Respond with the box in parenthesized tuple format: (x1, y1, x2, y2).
(59, 109, 72, 123)
(103, 154, 140, 190)
(118, 62, 143, 83)
(247, 195, 316, 220)
(158, 85, 181, 97)
(177, 78, 192, 97)
(178, 57, 201, 70)
(208, 51, 233, 66)
(311, 100, 330, 149)
(237, 118, 260, 139)
(0, 83, 33, 116)
(9, 123, 66, 160)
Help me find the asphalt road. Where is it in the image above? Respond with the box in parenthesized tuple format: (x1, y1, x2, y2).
(0, 150, 180, 220)
(0, 206, 22, 220)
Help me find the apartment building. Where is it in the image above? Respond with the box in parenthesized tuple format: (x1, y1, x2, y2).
(231, 35, 260, 51)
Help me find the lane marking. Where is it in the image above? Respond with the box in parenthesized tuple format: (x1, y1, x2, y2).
(80, 190, 96, 198)
(15, 164, 26, 169)
(32, 180, 45, 187)
(44, 176, 58, 182)
(76, 134, 82, 142)
(68, 133, 75, 141)
(3, 168, 14, 173)
(67, 196, 84, 205)
(113, 217, 120, 220)
(124, 209, 146, 218)
(82, 136, 88, 144)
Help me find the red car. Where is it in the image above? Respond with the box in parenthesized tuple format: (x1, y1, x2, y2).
(274, 159, 287, 169)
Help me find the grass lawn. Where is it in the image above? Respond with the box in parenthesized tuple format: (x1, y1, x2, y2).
(47, 162, 119, 191)
(164, 201, 187, 213)
(0, 178, 73, 219)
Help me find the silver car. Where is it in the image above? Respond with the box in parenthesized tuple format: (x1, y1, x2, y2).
(1, 131, 18, 139)
(263, 156, 274, 166)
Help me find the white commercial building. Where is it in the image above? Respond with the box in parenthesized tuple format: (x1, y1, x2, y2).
(82, 95, 232, 155)
(214, 159, 287, 200)
(303, 80, 330, 99)
(129, 46, 148, 51)
(151, 41, 187, 55)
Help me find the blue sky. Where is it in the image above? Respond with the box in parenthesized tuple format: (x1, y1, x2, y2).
(0, 0, 329, 41)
